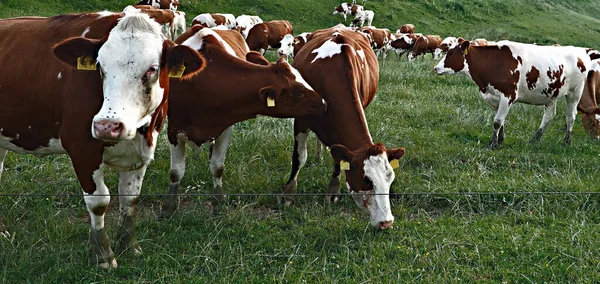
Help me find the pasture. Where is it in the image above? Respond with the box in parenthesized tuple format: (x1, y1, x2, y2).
(1, 0, 600, 282)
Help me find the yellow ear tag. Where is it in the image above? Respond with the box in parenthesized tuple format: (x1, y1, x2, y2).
(340, 160, 350, 171)
(267, 97, 276, 107)
(463, 48, 469, 55)
(169, 63, 186, 78)
(577, 110, 583, 116)
(76, 56, 97, 71)
(390, 159, 399, 169)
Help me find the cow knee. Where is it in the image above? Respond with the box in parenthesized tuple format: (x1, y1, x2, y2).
(493, 120, 502, 130)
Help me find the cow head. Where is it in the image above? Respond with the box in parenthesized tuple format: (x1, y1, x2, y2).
(54, 12, 205, 142)
(433, 37, 458, 60)
(277, 34, 295, 59)
(434, 40, 470, 75)
(581, 110, 600, 139)
(331, 143, 405, 230)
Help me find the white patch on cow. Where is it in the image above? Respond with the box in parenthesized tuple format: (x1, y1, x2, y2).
(81, 27, 90, 37)
(0, 135, 65, 157)
(85, 167, 111, 230)
(357, 48, 366, 63)
(434, 54, 470, 76)
(298, 32, 311, 42)
(193, 13, 217, 28)
(93, 13, 165, 140)
(96, 11, 115, 18)
(296, 132, 308, 172)
(57, 72, 62, 80)
(283, 61, 315, 91)
(332, 32, 341, 37)
(103, 130, 157, 171)
(311, 39, 346, 63)
(182, 28, 237, 56)
(348, 153, 395, 227)
(210, 126, 233, 189)
(278, 34, 295, 57)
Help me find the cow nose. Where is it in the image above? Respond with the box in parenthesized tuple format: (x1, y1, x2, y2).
(93, 120, 123, 140)
(434, 66, 442, 74)
(377, 220, 393, 230)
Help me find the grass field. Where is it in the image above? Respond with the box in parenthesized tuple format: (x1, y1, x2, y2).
(1, 0, 600, 282)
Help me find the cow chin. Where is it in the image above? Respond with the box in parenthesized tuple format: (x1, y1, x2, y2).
(350, 190, 395, 230)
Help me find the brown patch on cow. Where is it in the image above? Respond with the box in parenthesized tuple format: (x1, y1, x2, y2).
(526, 66, 540, 90)
(91, 205, 108, 216)
(517, 56, 523, 65)
(543, 65, 565, 99)
(214, 167, 224, 178)
(577, 57, 587, 73)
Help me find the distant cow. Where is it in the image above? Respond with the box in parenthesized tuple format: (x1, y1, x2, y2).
(160, 27, 327, 217)
(136, 0, 179, 10)
(0, 11, 204, 269)
(171, 11, 186, 39)
(578, 59, 600, 138)
(277, 32, 312, 59)
(408, 35, 442, 61)
(434, 36, 459, 59)
(358, 26, 392, 59)
(390, 33, 422, 58)
(132, 5, 176, 39)
(246, 20, 293, 55)
(397, 24, 414, 34)
(333, 2, 364, 22)
(350, 9, 374, 27)
(235, 14, 263, 39)
(281, 25, 405, 230)
(192, 13, 236, 29)
(434, 40, 598, 148)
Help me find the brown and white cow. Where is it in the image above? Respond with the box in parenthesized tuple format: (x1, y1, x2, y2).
(434, 40, 598, 148)
(397, 24, 414, 34)
(358, 26, 392, 59)
(246, 20, 293, 55)
(333, 2, 364, 22)
(131, 5, 176, 40)
(389, 33, 422, 58)
(350, 9, 374, 27)
(0, 11, 205, 268)
(281, 26, 405, 230)
(235, 14, 263, 39)
(578, 59, 600, 138)
(160, 26, 327, 217)
(433, 36, 459, 59)
(277, 32, 312, 59)
(408, 34, 442, 61)
(192, 13, 236, 29)
(136, 0, 179, 11)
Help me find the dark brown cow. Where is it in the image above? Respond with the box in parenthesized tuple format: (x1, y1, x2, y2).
(397, 24, 414, 34)
(578, 60, 600, 138)
(358, 26, 392, 59)
(389, 33, 422, 58)
(136, 0, 179, 11)
(246, 20, 293, 55)
(280, 25, 405, 230)
(191, 13, 236, 29)
(160, 26, 327, 217)
(408, 34, 442, 61)
(0, 12, 205, 268)
(434, 41, 597, 148)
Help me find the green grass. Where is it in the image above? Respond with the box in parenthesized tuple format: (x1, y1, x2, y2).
(2, 0, 600, 282)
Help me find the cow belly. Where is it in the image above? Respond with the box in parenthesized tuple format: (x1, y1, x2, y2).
(102, 132, 157, 171)
(0, 136, 66, 157)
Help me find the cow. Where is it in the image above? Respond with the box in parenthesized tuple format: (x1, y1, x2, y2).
(246, 20, 293, 55)
(408, 35, 442, 62)
(578, 59, 600, 138)
(278, 25, 405, 230)
(278, 32, 312, 59)
(433, 36, 459, 59)
(132, 5, 176, 40)
(350, 10, 374, 27)
(159, 26, 327, 217)
(397, 24, 414, 34)
(235, 14, 263, 39)
(136, 0, 179, 11)
(333, 2, 364, 22)
(358, 26, 392, 59)
(389, 33, 422, 58)
(434, 40, 598, 149)
(0, 10, 205, 268)
(192, 13, 236, 29)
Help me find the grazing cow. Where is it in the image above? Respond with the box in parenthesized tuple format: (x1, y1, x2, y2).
(350, 10, 374, 27)
(358, 26, 392, 59)
(132, 5, 176, 40)
(192, 13, 236, 29)
(408, 35, 442, 61)
(160, 26, 327, 217)
(434, 40, 598, 148)
(0, 11, 205, 268)
(281, 25, 405, 230)
(277, 32, 312, 59)
(235, 14, 263, 39)
(389, 33, 422, 58)
(578, 59, 600, 138)
(333, 3, 364, 22)
(246, 20, 293, 55)
(433, 36, 459, 59)
(136, 0, 179, 11)
(397, 24, 414, 34)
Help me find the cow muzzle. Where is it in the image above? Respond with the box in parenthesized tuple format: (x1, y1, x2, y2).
(377, 220, 393, 230)
(93, 120, 124, 141)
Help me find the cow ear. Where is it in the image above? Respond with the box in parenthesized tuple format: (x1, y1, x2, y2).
(162, 40, 206, 80)
(246, 51, 270, 66)
(330, 144, 354, 170)
(460, 40, 470, 51)
(53, 37, 105, 70)
(258, 86, 281, 107)
(457, 37, 465, 44)
(387, 147, 405, 169)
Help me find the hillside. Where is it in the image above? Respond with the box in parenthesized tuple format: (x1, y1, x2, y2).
(1, 0, 599, 47)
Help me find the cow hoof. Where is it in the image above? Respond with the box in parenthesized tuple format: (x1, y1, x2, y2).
(133, 245, 143, 256)
(98, 258, 118, 270)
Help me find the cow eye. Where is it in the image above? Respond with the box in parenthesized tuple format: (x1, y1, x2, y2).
(362, 176, 373, 190)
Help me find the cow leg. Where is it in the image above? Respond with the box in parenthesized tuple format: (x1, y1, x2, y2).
(314, 136, 326, 162)
(488, 97, 511, 149)
(530, 102, 557, 143)
(563, 92, 581, 145)
(326, 162, 342, 203)
(282, 130, 309, 205)
(115, 166, 146, 255)
(209, 126, 233, 205)
(160, 140, 186, 219)
(0, 148, 8, 182)
(85, 166, 117, 269)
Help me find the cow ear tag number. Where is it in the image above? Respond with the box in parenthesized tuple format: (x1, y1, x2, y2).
(390, 159, 399, 169)
(340, 160, 350, 170)
(77, 56, 97, 71)
(169, 63, 186, 78)
(267, 97, 276, 107)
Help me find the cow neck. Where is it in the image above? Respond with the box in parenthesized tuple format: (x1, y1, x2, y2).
(579, 71, 600, 115)
(142, 65, 170, 147)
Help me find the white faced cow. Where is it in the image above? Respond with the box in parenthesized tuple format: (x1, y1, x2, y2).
(434, 40, 598, 149)
(433, 36, 459, 59)
(235, 14, 263, 39)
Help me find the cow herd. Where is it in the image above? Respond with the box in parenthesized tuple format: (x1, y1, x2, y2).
(0, 0, 599, 270)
